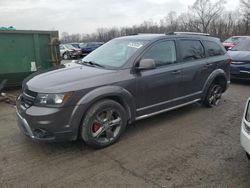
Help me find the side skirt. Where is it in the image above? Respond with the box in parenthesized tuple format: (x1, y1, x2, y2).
(135, 99, 201, 121)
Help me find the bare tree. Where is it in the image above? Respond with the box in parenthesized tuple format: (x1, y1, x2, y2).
(240, 0, 250, 34)
(60, 0, 250, 43)
(189, 0, 225, 33)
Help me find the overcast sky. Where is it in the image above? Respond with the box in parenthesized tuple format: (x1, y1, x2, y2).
(0, 0, 239, 35)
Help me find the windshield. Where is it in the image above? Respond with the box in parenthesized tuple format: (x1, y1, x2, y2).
(231, 38, 250, 51)
(65, 44, 75, 50)
(71, 43, 80, 48)
(79, 43, 87, 48)
(81, 39, 148, 69)
(224, 37, 245, 43)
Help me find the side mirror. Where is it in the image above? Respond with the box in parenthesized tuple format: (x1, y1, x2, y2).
(136, 59, 156, 71)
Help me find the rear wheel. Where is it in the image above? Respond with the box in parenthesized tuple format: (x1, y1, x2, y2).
(204, 83, 223, 107)
(81, 99, 127, 148)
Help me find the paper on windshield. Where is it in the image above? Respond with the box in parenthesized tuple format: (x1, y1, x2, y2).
(128, 42, 143, 49)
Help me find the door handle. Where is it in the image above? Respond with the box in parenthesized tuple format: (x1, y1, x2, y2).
(202, 63, 213, 70)
(171, 70, 181, 74)
(204, 63, 213, 67)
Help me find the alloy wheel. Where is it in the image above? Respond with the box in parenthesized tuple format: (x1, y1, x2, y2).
(91, 109, 122, 144)
(208, 84, 222, 106)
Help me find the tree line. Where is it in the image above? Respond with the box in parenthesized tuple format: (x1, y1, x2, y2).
(60, 0, 250, 43)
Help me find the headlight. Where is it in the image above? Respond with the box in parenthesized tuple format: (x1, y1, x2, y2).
(34, 92, 74, 106)
(246, 101, 250, 122)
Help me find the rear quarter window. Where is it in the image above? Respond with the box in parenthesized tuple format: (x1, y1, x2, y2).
(179, 40, 205, 61)
(204, 41, 225, 57)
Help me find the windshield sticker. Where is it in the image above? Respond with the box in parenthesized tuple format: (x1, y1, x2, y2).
(128, 42, 143, 49)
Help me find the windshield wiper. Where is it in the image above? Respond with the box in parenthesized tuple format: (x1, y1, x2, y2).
(81, 61, 105, 68)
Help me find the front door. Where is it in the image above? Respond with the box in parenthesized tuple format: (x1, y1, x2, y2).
(135, 40, 182, 117)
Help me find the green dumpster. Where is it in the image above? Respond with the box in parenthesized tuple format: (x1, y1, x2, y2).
(0, 30, 60, 87)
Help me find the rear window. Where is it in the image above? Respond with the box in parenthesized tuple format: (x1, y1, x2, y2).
(204, 41, 225, 56)
(179, 40, 205, 61)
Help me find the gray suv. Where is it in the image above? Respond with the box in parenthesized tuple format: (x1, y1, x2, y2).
(16, 32, 231, 148)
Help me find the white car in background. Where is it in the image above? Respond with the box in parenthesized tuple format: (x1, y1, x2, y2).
(59, 44, 82, 60)
(241, 98, 250, 160)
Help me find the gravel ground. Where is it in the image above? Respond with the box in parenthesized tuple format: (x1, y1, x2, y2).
(61, 60, 73, 64)
(0, 82, 250, 188)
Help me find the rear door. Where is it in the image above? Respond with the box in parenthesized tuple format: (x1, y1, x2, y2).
(135, 40, 182, 116)
(203, 40, 229, 78)
(177, 39, 211, 100)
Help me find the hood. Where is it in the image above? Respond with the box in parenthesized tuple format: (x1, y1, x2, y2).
(25, 63, 117, 93)
(228, 51, 250, 62)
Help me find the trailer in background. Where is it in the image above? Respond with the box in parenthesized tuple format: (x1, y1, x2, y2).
(0, 30, 60, 87)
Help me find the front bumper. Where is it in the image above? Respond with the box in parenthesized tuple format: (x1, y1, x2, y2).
(16, 107, 35, 139)
(241, 120, 250, 155)
(230, 63, 250, 80)
(16, 96, 79, 142)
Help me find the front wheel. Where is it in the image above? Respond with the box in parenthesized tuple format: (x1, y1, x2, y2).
(81, 99, 127, 148)
(204, 83, 223, 108)
(63, 52, 69, 60)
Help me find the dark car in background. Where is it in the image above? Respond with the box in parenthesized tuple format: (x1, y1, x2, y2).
(223, 36, 248, 50)
(228, 37, 250, 81)
(16, 32, 230, 148)
(60, 44, 82, 60)
(69, 42, 81, 49)
(79, 42, 104, 55)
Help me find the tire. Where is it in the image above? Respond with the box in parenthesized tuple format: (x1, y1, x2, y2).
(203, 82, 223, 108)
(63, 52, 69, 60)
(246, 152, 250, 161)
(81, 99, 127, 148)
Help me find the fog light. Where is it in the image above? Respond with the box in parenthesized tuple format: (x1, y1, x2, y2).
(33, 129, 52, 138)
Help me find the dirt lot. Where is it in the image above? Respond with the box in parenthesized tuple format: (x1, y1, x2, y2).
(0, 82, 250, 188)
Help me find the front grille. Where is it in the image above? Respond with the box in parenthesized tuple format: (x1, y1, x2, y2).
(21, 89, 37, 108)
(231, 61, 250, 65)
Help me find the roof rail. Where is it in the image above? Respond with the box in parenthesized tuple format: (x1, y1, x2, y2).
(128, 33, 165, 36)
(166, 32, 210, 36)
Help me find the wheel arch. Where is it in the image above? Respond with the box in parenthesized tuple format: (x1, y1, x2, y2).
(202, 69, 228, 100)
(70, 86, 136, 138)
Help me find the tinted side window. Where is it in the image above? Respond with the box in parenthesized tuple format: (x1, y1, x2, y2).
(179, 40, 205, 61)
(142, 41, 176, 67)
(204, 41, 225, 56)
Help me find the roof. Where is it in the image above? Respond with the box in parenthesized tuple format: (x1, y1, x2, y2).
(230, 36, 250, 38)
(117, 33, 217, 41)
(117, 34, 166, 40)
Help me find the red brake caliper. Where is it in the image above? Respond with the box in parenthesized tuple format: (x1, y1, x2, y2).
(92, 122, 101, 133)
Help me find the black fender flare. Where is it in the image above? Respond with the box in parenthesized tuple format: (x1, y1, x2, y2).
(69, 86, 136, 135)
(202, 69, 228, 100)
